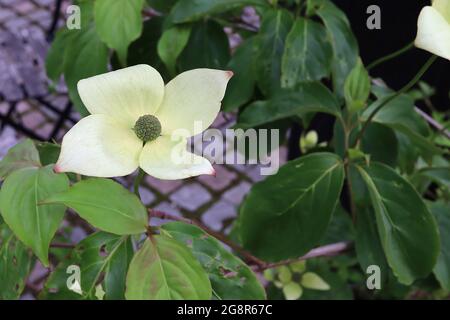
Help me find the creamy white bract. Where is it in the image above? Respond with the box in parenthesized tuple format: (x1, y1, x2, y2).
(415, 0, 450, 60)
(55, 65, 232, 180)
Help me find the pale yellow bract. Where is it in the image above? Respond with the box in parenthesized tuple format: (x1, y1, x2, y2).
(415, 0, 450, 60)
(55, 65, 233, 180)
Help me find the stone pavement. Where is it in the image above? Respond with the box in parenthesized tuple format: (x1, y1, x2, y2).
(0, 0, 287, 299)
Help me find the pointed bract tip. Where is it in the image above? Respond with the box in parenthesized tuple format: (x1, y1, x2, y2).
(226, 71, 234, 79)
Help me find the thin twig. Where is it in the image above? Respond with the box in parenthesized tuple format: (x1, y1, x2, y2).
(50, 242, 75, 249)
(254, 241, 354, 271)
(149, 209, 353, 271)
(354, 55, 438, 147)
(414, 107, 450, 140)
(150, 209, 266, 268)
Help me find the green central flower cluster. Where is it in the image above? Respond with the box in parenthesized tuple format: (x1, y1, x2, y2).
(134, 114, 162, 142)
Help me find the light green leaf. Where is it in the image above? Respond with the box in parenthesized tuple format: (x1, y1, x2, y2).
(0, 166, 69, 266)
(236, 82, 341, 129)
(170, 0, 269, 23)
(0, 225, 33, 299)
(157, 25, 191, 76)
(94, 0, 145, 65)
(429, 201, 450, 291)
(355, 163, 440, 285)
(281, 18, 332, 87)
(312, 0, 359, 96)
(161, 222, 266, 300)
(283, 282, 303, 300)
(41, 232, 132, 300)
(222, 37, 257, 112)
(125, 236, 211, 300)
(240, 153, 345, 261)
(254, 9, 294, 96)
(278, 266, 292, 284)
(0, 139, 40, 180)
(344, 58, 370, 113)
(301, 272, 330, 290)
(43, 178, 148, 235)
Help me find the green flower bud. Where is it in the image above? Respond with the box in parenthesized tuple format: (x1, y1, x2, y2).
(344, 58, 371, 113)
(134, 115, 162, 143)
(283, 282, 303, 300)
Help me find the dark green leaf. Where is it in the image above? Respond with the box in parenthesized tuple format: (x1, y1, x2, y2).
(362, 93, 439, 156)
(361, 123, 398, 167)
(240, 153, 345, 261)
(125, 236, 211, 300)
(147, 0, 178, 13)
(35, 142, 61, 166)
(237, 82, 341, 128)
(0, 139, 40, 180)
(313, 0, 358, 96)
(161, 222, 266, 300)
(0, 225, 33, 299)
(170, 0, 268, 23)
(429, 201, 450, 291)
(41, 232, 132, 300)
(281, 18, 332, 87)
(418, 168, 450, 189)
(178, 20, 230, 71)
(63, 27, 109, 116)
(0, 166, 69, 266)
(222, 37, 257, 112)
(43, 178, 148, 235)
(355, 163, 440, 284)
(254, 9, 294, 96)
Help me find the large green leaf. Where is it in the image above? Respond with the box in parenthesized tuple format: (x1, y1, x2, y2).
(236, 82, 341, 128)
(178, 20, 230, 71)
(170, 0, 268, 23)
(161, 222, 266, 300)
(0, 139, 40, 180)
(125, 236, 211, 300)
(240, 153, 345, 261)
(281, 18, 332, 87)
(157, 25, 191, 76)
(43, 178, 148, 235)
(0, 166, 69, 266)
(222, 37, 257, 112)
(94, 0, 145, 65)
(355, 163, 440, 284)
(41, 232, 132, 300)
(312, 0, 358, 96)
(349, 166, 389, 283)
(0, 225, 33, 299)
(254, 9, 294, 96)
(429, 201, 450, 291)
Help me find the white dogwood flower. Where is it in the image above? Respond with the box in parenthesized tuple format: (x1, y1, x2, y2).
(55, 65, 232, 180)
(415, 0, 450, 60)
